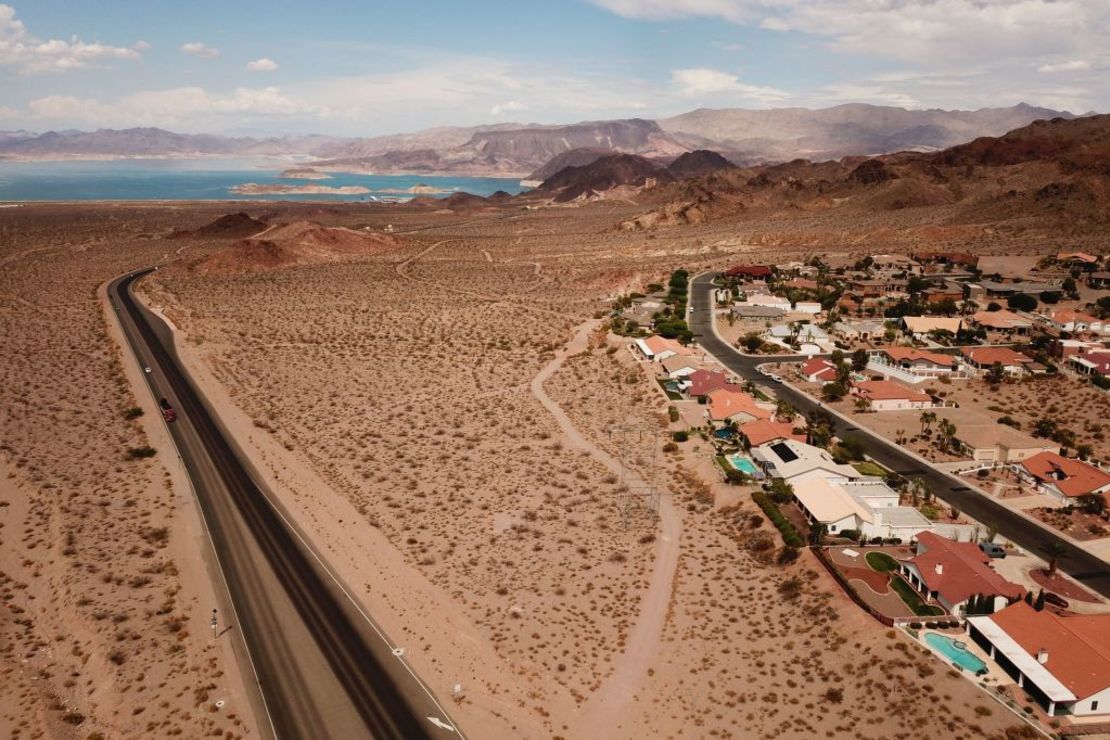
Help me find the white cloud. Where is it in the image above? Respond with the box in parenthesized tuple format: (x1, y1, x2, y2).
(671, 67, 788, 105)
(490, 100, 525, 116)
(1037, 60, 1090, 73)
(181, 41, 219, 59)
(25, 86, 319, 128)
(0, 4, 144, 73)
(590, 1, 1110, 67)
(246, 57, 277, 72)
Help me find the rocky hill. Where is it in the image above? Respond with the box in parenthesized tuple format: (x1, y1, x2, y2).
(665, 150, 736, 179)
(614, 113, 1110, 231)
(0, 127, 352, 159)
(525, 147, 616, 182)
(537, 153, 674, 203)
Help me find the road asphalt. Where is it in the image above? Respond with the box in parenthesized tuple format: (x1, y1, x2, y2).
(689, 271, 1110, 598)
(108, 268, 462, 740)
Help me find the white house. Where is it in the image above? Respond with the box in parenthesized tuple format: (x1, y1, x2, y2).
(967, 602, 1110, 717)
(789, 471, 934, 540)
(659, 355, 700, 379)
(793, 301, 822, 315)
(752, 440, 860, 480)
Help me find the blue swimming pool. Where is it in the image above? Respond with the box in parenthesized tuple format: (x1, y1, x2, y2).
(924, 633, 988, 674)
(713, 428, 734, 440)
(727, 453, 760, 476)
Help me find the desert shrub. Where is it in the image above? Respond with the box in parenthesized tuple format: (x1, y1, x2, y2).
(668, 406, 680, 422)
(909, 622, 922, 629)
(776, 546, 800, 565)
(925, 621, 938, 629)
(838, 529, 860, 541)
(126, 446, 156, 459)
(672, 430, 689, 442)
(778, 576, 803, 599)
(123, 406, 144, 420)
(662, 442, 679, 453)
(748, 515, 764, 529)
(824, 687, 844, 703)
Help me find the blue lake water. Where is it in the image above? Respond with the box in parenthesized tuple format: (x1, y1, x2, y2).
(0, 158, 526, 202)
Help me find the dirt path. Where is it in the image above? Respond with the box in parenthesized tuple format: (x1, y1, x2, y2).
(529, 320, 682, 738)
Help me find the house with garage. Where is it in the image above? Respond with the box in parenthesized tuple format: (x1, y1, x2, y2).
(1070, 351, 1110, 378)
(1043, 308, 1104, 335)
(871, 253, 922, 276)
(737, 419, 806, 448)
(902, 316, 964, 339)
(1014, 451, 1110, 504)
(660, 355, 701, 379)
(868, 347, 957, 381)
(960, 346, 1036, 377)
(686, 369, 735, 399)
(705, 388, 774, 425)
(852, 380, 935, 411)
(952, 423, 1054, 464)
(832, 319, 886, 342)
(970, 309, 1033, 336)
(898, 532, 1024, 615)
(730, 304, 785, 321)
(634, 335, 692, 362)
(800, 357, 839, 384)
(967, 602, 1110, 717)
(789, 470, 934, 540)
(751, 439, 860, 480)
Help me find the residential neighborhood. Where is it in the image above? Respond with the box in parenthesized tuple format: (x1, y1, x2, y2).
(613, 256, 1110, 737)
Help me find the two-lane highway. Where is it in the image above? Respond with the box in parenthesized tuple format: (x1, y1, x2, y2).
(689, 271, 1110, 598)
(108, 269, 461, 739)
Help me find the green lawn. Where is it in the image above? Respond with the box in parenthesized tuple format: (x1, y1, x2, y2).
(889, 575, 945, 617)
(853, 461, 887, 477)
(865, 551, 899, 573)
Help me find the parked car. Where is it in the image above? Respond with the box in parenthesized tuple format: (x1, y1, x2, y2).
(770, 374, 783, 383)
(978, 542, 1006, 558)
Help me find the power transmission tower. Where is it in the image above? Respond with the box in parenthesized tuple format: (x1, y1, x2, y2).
(606, 424, 663, 528)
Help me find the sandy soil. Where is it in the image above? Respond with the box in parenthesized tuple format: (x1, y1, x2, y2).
(0, 205, 256, 740)
(1, 198, 1059, 739)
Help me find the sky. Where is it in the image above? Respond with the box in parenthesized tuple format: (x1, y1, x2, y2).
(0, 0, 1106, 137)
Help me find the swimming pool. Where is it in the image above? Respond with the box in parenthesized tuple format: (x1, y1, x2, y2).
(924, 633, 988, 675)
(727, 453, 760, 476)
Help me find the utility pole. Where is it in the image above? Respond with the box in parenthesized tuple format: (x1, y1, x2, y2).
(210, 608, 218, 638)
(606, 424, 663, 528)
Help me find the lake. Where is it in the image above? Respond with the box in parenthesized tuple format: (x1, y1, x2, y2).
(0, 158, 526, 202)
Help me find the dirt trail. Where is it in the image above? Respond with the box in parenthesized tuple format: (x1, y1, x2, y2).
(529, 320, 682, 738)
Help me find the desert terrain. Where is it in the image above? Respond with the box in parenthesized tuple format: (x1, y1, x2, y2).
(3, 170, 1101, 738)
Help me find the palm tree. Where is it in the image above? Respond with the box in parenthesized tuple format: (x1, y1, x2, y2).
(938, 419, 957, 452)
(1043, 542, 1067, 576)
(919, 411, 936, 435)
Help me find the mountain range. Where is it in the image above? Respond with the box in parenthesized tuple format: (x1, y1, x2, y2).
(0, 103, 1080, 176)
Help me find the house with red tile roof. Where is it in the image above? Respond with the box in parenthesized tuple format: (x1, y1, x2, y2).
(1015, 451, 1110, 503)
(724, 264, 773, 279)
(960, 346, 1036, 376)
(706, 388, 773, 424)
(967, 601, 1110, 716)
(898, 532, 1024, 615)
(634, 334, 692, 362)
(799, 357, 838, 383)
(851, 380, 934, 411)
(1070, 351, 1110, 378)
(686, 369, 734, 398)
(737, 419, 806, 448)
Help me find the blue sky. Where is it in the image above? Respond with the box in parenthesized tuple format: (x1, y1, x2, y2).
(0, 0, 1105, 135)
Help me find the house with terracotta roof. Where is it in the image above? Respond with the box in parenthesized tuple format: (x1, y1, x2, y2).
(1044, 308, 1104, 335)
(869, 347, 956, 380)
(970, 309, 1033, 335)
(1015, 451, 1110, 503)
(898, 532, 1024, 615)
(852, 380, 935, 411)
(967, 601, 1110, 716)
(705, 388, 773, 424)
(902, 316, 964, 338)
(634, 335, 692, 362)
(725, 264, 774, 280)
(686, 369, 734, 398)
(800, 357, 839, 384)
(960, 346, 1036, 377)
(737, 419, 806, 448)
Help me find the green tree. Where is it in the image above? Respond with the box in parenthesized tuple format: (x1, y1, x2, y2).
(919, 410, 937, 435)
(769, 478, 795, 504)
(851, 349, 869, 372)
(985, 362, 1005, 385)
(821, 381, 848, 402)
(1034, 589, 1046, 612)
(1007, 292, 1038, 312)
(1043, 541, 1067, 576)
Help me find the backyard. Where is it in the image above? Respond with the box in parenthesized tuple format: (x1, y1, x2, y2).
(827, 546, 946, 620)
